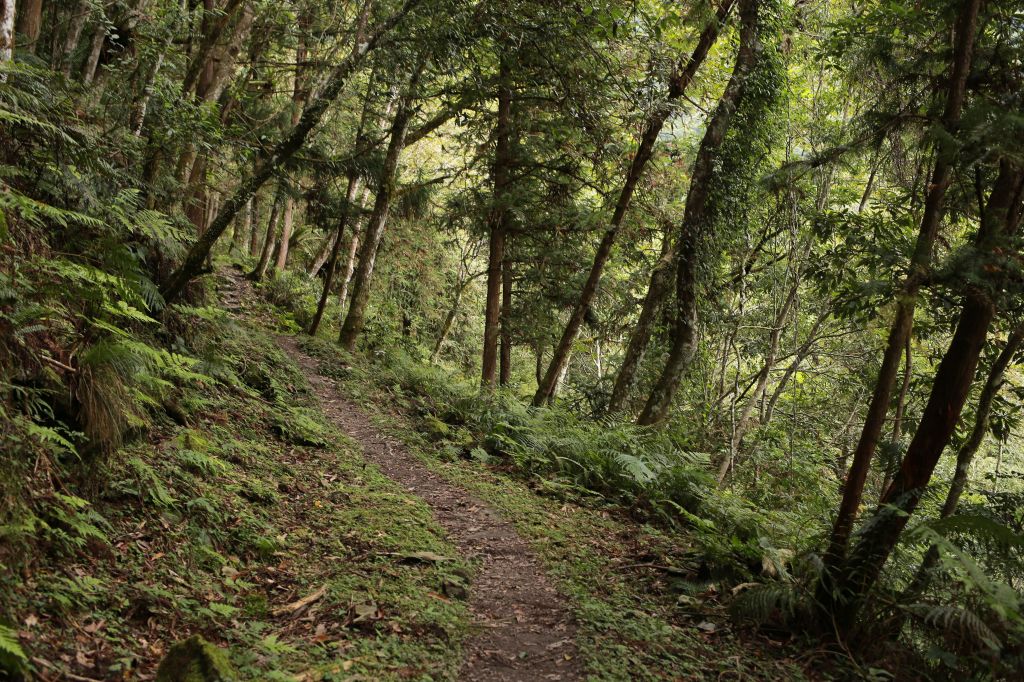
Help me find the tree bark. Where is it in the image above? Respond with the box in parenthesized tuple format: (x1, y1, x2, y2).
(825, 160, 1024, 635)
(81, 17, 105, 85)
(161, 0, 420, 303)
(636, 0, 763, 426)
(906, 323, 1024, 596)
(275, 6, 310, 272)
(482, 58, 514, 387)
(14, 0, 40, 54)
(55, 0, 90, 77)
(607, 228, 675, 414)
(532, 0, 735, 406)
(307, 233, 335, 277)
(179, 0, 245, 96)
(0, 0, 14, 65)
(338, 70, 419, 351)
(822, 0, 982, 572)
(249, 185, 285, 281)
(880, 335, 913, 494)
(308, 173, 361, 336)
(248, 195, 261, 256)
(499, 244, 513, 385)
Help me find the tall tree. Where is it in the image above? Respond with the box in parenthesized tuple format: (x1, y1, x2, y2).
(531, 0, 736, 406)
(822, 0, 983, 573)
(160, 0, 419, 303)
(637, 0, 774, 426)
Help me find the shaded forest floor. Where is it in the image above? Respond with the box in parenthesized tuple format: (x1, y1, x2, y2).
(5, 266, 821, 680)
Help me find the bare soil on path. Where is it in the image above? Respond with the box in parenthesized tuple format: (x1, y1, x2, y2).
(271, 333, 582, 682)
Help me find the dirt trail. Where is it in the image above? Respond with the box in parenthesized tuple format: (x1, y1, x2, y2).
(274, 334, 582, 681)
(220, 267, 581, 680)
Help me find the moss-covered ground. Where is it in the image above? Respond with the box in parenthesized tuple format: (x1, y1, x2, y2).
(3, 298, 469, 680)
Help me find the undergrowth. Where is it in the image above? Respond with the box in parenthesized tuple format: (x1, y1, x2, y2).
(1, 296, 469, 679)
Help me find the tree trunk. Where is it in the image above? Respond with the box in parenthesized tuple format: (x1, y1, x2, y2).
(248, 195, 261, 256)
(231, 196, 251, 253)
(56, 0, 89, 77)
(880, 335, 913, 494)
(721, 267, 801, 481)
(762, 307, 829, 425)
(906, 324, 1024, 596)
(81, 18, 105, 85)
(499, 245, 513, 385)
(308, 173, 361, 335)
(636, 0, 763, 426)
(532, 0, 735, 406)
(482, 59, 514, 387)
(822, 0, 982, 572)
(180, 0, 245, 96)
(160, 0, 419, 303)
(275, 9, 310, 273)
(825, 159, 1024, 635)
(338, 69, 419, 351)
(607, 230, 675, 414)
(0, 0, 14, 65)
(249, 185, 284, 281)
(14, 0, 40, 54)
(432, 273, 482, 363)
(337, 207, 364, 309)
(307, 233, 335, 277)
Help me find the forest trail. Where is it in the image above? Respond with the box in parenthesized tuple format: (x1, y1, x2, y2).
(222, 270, 582, 681)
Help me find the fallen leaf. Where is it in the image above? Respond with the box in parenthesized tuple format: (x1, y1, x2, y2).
(350, 602, 379, 623)
(273, 585, 328, 617)
(83, 619, 105, 634)
(399, 551, 451, 563)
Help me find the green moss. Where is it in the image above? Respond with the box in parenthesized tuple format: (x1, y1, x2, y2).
(155, 635, 237, 682)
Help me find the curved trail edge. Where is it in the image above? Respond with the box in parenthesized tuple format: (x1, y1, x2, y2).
(272, 333, 583, 681)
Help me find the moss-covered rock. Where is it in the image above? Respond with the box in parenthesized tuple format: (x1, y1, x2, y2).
(155, 635, 237, 682)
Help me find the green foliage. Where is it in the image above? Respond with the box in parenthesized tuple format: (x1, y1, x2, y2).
(0, 624, 29, 677)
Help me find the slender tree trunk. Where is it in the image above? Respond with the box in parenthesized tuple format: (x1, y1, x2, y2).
(482, 59, 514, 387)
(248, 195, 261, 256)
(825, 160, 1024, 635)
(231, 197, 251, 253)
(720, 268, 801, 481)
(905, 324, 1024, 596)
(307, 233, 335, 277)
(308, 173, 361, 335)
(608, 230, 675, 414)
(499, 245, 513, 385)
(532, 0, 735, 406)
(56, 0, 89, 77)
(81, 19, 105, 85)
(762, 307, 829, 424)
(276, 9, 310, 272)
(249, 185, 284, 281)
(0, 0, 14, 65)
(880, 336, 912, 494)
(161, 0, 419, 303)
(338, 69, 419, 351)
(432, 273, 482, 363)
(179, 0, 245, 96)
(637, 0, 764, 426)
(15, 0, 40, 54)
(822, 0, 982, 573)
(338, 216, 362, 309)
